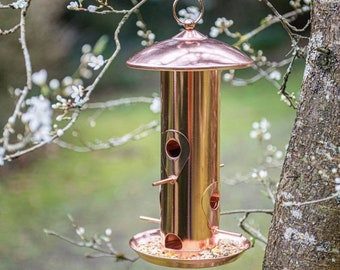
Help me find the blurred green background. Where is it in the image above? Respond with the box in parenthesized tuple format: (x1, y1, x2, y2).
(0, 0, 306, 269)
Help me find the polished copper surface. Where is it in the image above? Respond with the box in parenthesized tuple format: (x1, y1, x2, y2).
(126, 29, 253, 71)
(127, 0, 253, 267)
(130, 229, 251, 268)
(160, 70, 220, 251)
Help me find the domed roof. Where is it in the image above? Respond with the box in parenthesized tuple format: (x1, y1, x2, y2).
(127, 29, 253, 71)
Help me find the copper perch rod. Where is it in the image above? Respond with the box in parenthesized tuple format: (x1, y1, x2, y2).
(212, 227, 242, 238)
(139, 216, 161, 224)
(152, 175, 177, 187)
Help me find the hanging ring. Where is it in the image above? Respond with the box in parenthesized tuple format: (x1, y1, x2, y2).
(173, 0, 204, 30)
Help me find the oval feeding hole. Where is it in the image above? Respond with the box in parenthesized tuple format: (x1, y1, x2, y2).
(210, 192, 220, 210)
(165, 233, 183, 250)
(166, 139, 181, 158)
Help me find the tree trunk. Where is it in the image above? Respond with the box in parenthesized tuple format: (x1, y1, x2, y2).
(263, 1, 340, 269)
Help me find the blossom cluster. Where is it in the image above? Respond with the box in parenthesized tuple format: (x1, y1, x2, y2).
(9, 0, 27, 9)
(280, 92, 296, 107)
(249, 118, 271, 141)
(79, 43, 106, 79)
(178, 6, 203, 25)
(248, 119, 286, 201)
(210, 17, 234, 38)
(265, 144, 283, 165)
(67, 1, 100, 13)
(30, 69, 84, 107)
(251, 169, 268, 182)
(136, 20, 155, 47)
(21, 96, 52, 143)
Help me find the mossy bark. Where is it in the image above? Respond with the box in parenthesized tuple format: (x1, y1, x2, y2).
(263, 0, 340, 269)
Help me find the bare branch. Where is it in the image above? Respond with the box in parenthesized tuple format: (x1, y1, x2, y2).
(54, 120, 159, 152)
(220, 209, 273, 216)
(0, 23, 20, 35)
(84, 97, 154, 110)
(234, 6, 310, 47)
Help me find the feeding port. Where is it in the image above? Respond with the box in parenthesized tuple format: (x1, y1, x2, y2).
(127, 0, 253, 268)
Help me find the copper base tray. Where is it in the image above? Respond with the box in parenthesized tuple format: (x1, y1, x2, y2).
(130, 229, 251, 268)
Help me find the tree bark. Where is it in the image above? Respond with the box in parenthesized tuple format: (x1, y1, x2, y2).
(263, 0, 340, 269)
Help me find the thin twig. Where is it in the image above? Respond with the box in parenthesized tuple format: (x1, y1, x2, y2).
(239, 213, 268, 245)
(3, 2, 32, 151)
(44, 229, 137, 262)
(54, 120, 159, 152)
(84, 97, 154, 109)
(220, 209, 273, 216)
(283, 193, 340, 207)
(80, 0, 147, 106)
(0, 23, 20, 35)
(234, 6, 310, 47)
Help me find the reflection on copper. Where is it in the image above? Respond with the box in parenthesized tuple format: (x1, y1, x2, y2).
(127, 0, 254, 268)
(127, 30, 253, 71)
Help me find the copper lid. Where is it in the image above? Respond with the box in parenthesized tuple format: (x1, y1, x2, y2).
(127, 29, 253, 71)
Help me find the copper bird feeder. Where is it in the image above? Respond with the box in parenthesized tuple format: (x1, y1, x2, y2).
(127, 0, 253, 268)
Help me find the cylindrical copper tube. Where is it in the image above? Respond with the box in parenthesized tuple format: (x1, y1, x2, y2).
(160, 70, 220, 250)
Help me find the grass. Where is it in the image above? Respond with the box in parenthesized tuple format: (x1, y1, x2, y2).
(0, 69, 302, 270)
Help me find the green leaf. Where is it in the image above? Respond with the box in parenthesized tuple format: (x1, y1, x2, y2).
(93, 35, 109, 55)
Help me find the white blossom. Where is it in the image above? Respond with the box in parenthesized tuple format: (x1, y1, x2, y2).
(136, 20, 145, 28)
(32, 69, 48, 86)
(269, 70, 282, 81)
(150, 97, 161, 114)
(148, 32, 155, 41)
(105, 228, 112, 236)
(210, 17, 234, 38)
(62, 76, 73, 86)
(0, 147, 5, 166)
(251, 169, 268, 181)
(223, 72, 234, 82)
(52, 95, 69, 110)
(49, 79, 60, 90)
(81, 44, 92, 54)
(259, 170, 268, 179)
(242, 43, 251, 52)
(280, 94, 290, 106)
(8, 116, 15, 125)
(87, 5, 96, 13)
(215, 17, 233, 28)
(56, 129, 64, 137)
(67, 1, 78, 10)
(209, 26, 220, 38)
(56, 115, 64, 122)
(71, 85, 84, 103)
(21, 96, 52, 143)
(178, 6, 203, 25)
(88, 55, 105, 70)
(76, 227, 85, 236)
(10, 0, 27, 9)
(14, 88, 23, 96)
